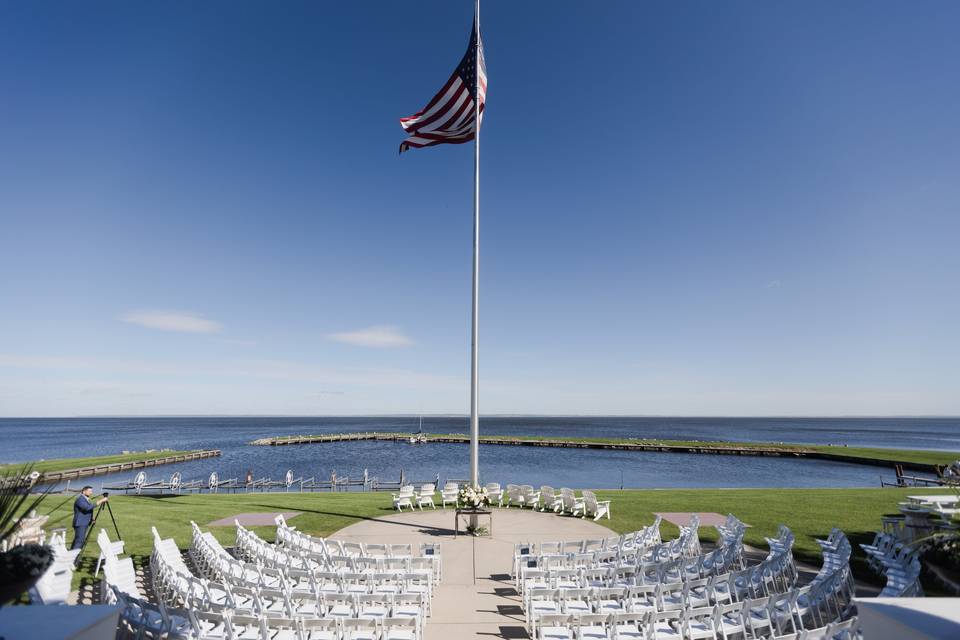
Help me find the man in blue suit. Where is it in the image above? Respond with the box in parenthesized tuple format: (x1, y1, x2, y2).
(71, 486, 108, 550)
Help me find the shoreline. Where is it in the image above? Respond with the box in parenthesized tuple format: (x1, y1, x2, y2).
(250, 431, 956, 472)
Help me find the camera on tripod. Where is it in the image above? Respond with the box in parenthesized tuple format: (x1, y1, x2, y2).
(74, 490, 121, 567)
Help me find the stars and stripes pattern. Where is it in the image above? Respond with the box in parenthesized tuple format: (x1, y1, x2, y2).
(399, 20, 486, 153)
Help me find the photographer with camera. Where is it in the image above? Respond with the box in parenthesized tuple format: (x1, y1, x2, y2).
(71, 486, 108, 550)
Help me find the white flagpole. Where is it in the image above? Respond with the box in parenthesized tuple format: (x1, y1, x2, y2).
(469, 0, 481, 490)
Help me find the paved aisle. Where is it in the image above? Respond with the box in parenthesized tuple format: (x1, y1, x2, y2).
(331, 507, 612, 640)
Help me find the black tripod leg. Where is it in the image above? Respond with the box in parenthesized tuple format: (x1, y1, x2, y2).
(104, 501, 122, 541)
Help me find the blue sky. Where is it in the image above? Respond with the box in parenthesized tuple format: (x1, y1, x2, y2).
(1, 1, 958, 416)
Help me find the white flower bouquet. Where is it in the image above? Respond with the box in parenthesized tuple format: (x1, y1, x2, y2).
(457, 485, 491, 510)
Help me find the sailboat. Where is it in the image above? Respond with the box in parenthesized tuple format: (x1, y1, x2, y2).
(408, 416, 426, 444)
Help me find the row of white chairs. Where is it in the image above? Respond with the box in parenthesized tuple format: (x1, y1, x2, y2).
(275, 517, 442, 582)
(811, 529, 856, 604)
(524, 521, 857, 640)
(118, 577, 419, 640)
(390, 484, 438, 511)
(512, 519, 664, 579)
(516, 519, 712, 592)
(518, 542, 779, 612)
(513, 516, 689, 579)
(522, 546, 796, 630)
(257, 532, 439, 601)
(531, 610, 860, 640)
(101, 530, 196, 639)
(499, 485, 613, 520)
(857, 531, 923, 597)
(529, 571, 854, 639)
(519, 533, 742, 593)
(152, 527, 427, 639)
(161, 555, 428, 628)
(189, 611, 419, 640)
(188, 523, 434, 615)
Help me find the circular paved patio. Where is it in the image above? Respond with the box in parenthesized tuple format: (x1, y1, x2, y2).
(332, 507, 613, 640)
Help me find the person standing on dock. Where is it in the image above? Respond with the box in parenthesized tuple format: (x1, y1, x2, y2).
(71, 486, 107, 550)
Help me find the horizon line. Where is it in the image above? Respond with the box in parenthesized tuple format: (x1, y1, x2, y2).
(1, 413, 957, 420)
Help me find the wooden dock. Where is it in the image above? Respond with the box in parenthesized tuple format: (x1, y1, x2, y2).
(249, 432, 940, 473)
(38, 449, 222, 483)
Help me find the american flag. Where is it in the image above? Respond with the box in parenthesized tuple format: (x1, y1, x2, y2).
(399, 20, 487, 153)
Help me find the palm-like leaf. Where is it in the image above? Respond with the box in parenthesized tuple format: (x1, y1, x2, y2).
(0, 465, 53, 546)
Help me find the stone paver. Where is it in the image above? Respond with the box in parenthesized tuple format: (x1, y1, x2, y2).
(332, 507, 613, 640)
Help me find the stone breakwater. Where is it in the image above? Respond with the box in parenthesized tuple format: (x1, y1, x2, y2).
(248, 432, 942, 474)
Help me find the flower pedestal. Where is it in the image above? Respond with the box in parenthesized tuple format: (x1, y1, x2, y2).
(454, 508, 493, 538)
(454, 485, 492, 537)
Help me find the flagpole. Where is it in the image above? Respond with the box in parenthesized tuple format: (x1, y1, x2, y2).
(469, 0, 481, 491)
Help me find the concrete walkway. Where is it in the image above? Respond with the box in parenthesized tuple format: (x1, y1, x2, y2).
(331, 507, 613, 640)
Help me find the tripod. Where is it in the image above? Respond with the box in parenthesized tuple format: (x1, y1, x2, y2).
(74, 498, 122, 568)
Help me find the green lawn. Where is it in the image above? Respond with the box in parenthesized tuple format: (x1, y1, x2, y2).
(804, 445, 955, 467)
(24, 486, 954, 592)
(1, 451, 198, 476)
(32, 492, 392, 591)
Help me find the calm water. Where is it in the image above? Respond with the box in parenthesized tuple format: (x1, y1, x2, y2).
(1, 416, 957, 490)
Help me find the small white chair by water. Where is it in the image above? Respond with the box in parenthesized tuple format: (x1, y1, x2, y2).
(505, 484, 523, 508)
(520, 485, 541, 509)
(440, 483, 459, 509)
(485, 483, 504, 507)
(560, 489, 584, 517)
(581, 491, 611, 521)
(415, 484, 436, 510)
(539, 486, 563, 512)
(393, 485, 416, 512)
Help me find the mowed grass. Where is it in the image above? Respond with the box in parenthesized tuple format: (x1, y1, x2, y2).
(1, 451, 197, 475)
(32, 492, 394, 590)
(26, 486, 955, 593)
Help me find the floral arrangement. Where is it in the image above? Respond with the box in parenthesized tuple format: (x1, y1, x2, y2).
(457, 485, 490, 509)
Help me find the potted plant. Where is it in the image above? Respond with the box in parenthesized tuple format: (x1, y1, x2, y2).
(0, 466, 54, 606)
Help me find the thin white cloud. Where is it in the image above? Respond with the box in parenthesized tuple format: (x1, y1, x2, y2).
(0, 353, 459, 391)
(121, 310, 222, 334)
(327, 325, 413, 348)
